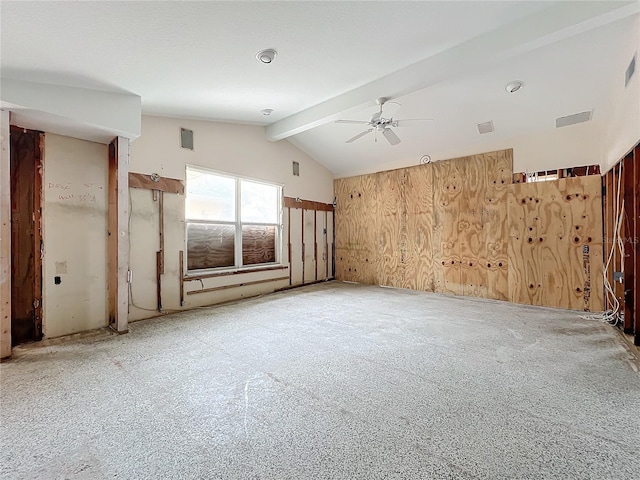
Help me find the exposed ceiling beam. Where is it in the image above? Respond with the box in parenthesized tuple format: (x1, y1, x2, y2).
(266, 1, 639, 142)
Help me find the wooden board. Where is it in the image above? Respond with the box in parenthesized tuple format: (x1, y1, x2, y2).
(623, 152, 635, 333)
(483, 150, 511, 300)
(327, 211, 334, 278)
(458, 154, 486, 298)
(508, 176, 604, 311)
(378, 169, 402, 287)
(432, 158, 462, 295)
(333, 148, 603, 312)
(0, 111, 10, 357)
(9, 127, 43, 345)
(634, 144, 640, 346)
(316, 210, 326, 281)
(403, 165, 433, 291)
(128, 172, 184, 195)
(107, 137, 129, 333)
(284, 196, 333, 212)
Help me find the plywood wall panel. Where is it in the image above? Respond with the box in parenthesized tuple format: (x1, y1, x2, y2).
(508, 183, 544, 306)
(432, 159, 462, 295)
(404, 165, 433, 291)
(458, 155, 486, 298)
(483, 150, 511, 300)
(507, 176, 603, 311)
(333, 148, 601, 312)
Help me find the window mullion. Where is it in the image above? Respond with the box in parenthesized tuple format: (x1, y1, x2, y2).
(235, 178, 242, 268)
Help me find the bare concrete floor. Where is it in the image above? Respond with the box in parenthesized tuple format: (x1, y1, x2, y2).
(1, 282, 639, 479)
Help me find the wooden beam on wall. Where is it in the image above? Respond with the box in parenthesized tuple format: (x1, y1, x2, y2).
(108, 137, 130, 334)
(128, 172, 184, 194)
(0, 110, 11, 358)
(284, 196, 333, 212)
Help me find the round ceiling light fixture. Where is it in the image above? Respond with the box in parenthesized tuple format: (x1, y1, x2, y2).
(256, 49, 277, 64)
(261, 108, 273, 116)
(505, 80, 524, 93)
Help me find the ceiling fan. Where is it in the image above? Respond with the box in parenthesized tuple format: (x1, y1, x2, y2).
(335, 97, 433, 146)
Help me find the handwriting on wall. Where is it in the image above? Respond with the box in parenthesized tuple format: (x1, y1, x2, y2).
(48, 181, 104, 203)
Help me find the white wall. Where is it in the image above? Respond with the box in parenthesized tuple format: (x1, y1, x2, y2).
(43, 134, 108, 338)
(128, 115, 334, 320)
(600, 13, 640, 173)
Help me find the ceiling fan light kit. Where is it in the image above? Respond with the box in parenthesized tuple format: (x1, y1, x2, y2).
(336, 97, 433, 146)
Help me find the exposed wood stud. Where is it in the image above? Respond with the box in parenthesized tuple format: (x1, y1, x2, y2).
(158, 191, 164, 274)
(325, 210, 329, 280)
(623, 153, 635, 333)
(0, 110, 11, 358)
(633, 144, 640, 346)
(301, 208, 305, 283)
(107, 137, 130, 334)
(156, 251, 162, 312)
(314, 211, 318, 282)
(287, 207, 292, 286)
(179, 250, 184, 307)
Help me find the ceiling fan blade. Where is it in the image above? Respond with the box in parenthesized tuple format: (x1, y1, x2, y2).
(335, 119, 371, 125)
(382, 128, 401, 146)
(345, 129, 373, 143)
(393, 118, 434, 127)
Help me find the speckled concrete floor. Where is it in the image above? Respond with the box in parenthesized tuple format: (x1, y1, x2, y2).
(1, 282, 639, 480)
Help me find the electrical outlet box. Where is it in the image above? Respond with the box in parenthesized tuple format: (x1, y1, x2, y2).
(614, 271, 623, 282)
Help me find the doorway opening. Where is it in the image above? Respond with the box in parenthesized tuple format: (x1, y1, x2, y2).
(10, 126, 43, 345)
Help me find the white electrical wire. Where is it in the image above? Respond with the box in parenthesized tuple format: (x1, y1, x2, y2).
(581, 162, 624, 325)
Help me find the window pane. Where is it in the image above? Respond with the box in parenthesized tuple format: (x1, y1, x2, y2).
(241, 180, 278, 223)
(242, 225, 276, 265)
(187, 223, 235, 270)
(186, 169, 235, 222)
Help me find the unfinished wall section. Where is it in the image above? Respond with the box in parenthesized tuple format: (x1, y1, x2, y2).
(335, 148, 604, 311)
(42, 134, 109, 337)
(128, 115, 334, 321)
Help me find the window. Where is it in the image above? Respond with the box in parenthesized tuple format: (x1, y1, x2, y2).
(185, 167, 281, 272)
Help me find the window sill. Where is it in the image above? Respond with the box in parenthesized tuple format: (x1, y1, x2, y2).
(184, 264, 288, 282)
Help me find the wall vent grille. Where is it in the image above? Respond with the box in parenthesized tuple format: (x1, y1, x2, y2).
(477, 120, 494, 134)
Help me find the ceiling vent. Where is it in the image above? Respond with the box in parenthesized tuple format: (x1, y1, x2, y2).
(477, 121, 494, 134)
(555, 111, 592, 128)
(625, 54, 636, 87)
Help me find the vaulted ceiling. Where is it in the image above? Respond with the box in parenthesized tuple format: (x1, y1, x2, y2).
(2, 1, 638, 176)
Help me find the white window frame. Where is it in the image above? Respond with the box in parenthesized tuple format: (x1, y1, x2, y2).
(185, 165, 283, 274)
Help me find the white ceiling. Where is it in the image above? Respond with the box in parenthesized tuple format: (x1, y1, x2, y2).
(1, 1, 638, 176)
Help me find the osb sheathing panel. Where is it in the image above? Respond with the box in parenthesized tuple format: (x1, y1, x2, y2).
(508, 175, 604, 311)
(334, 149, 603, 312)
